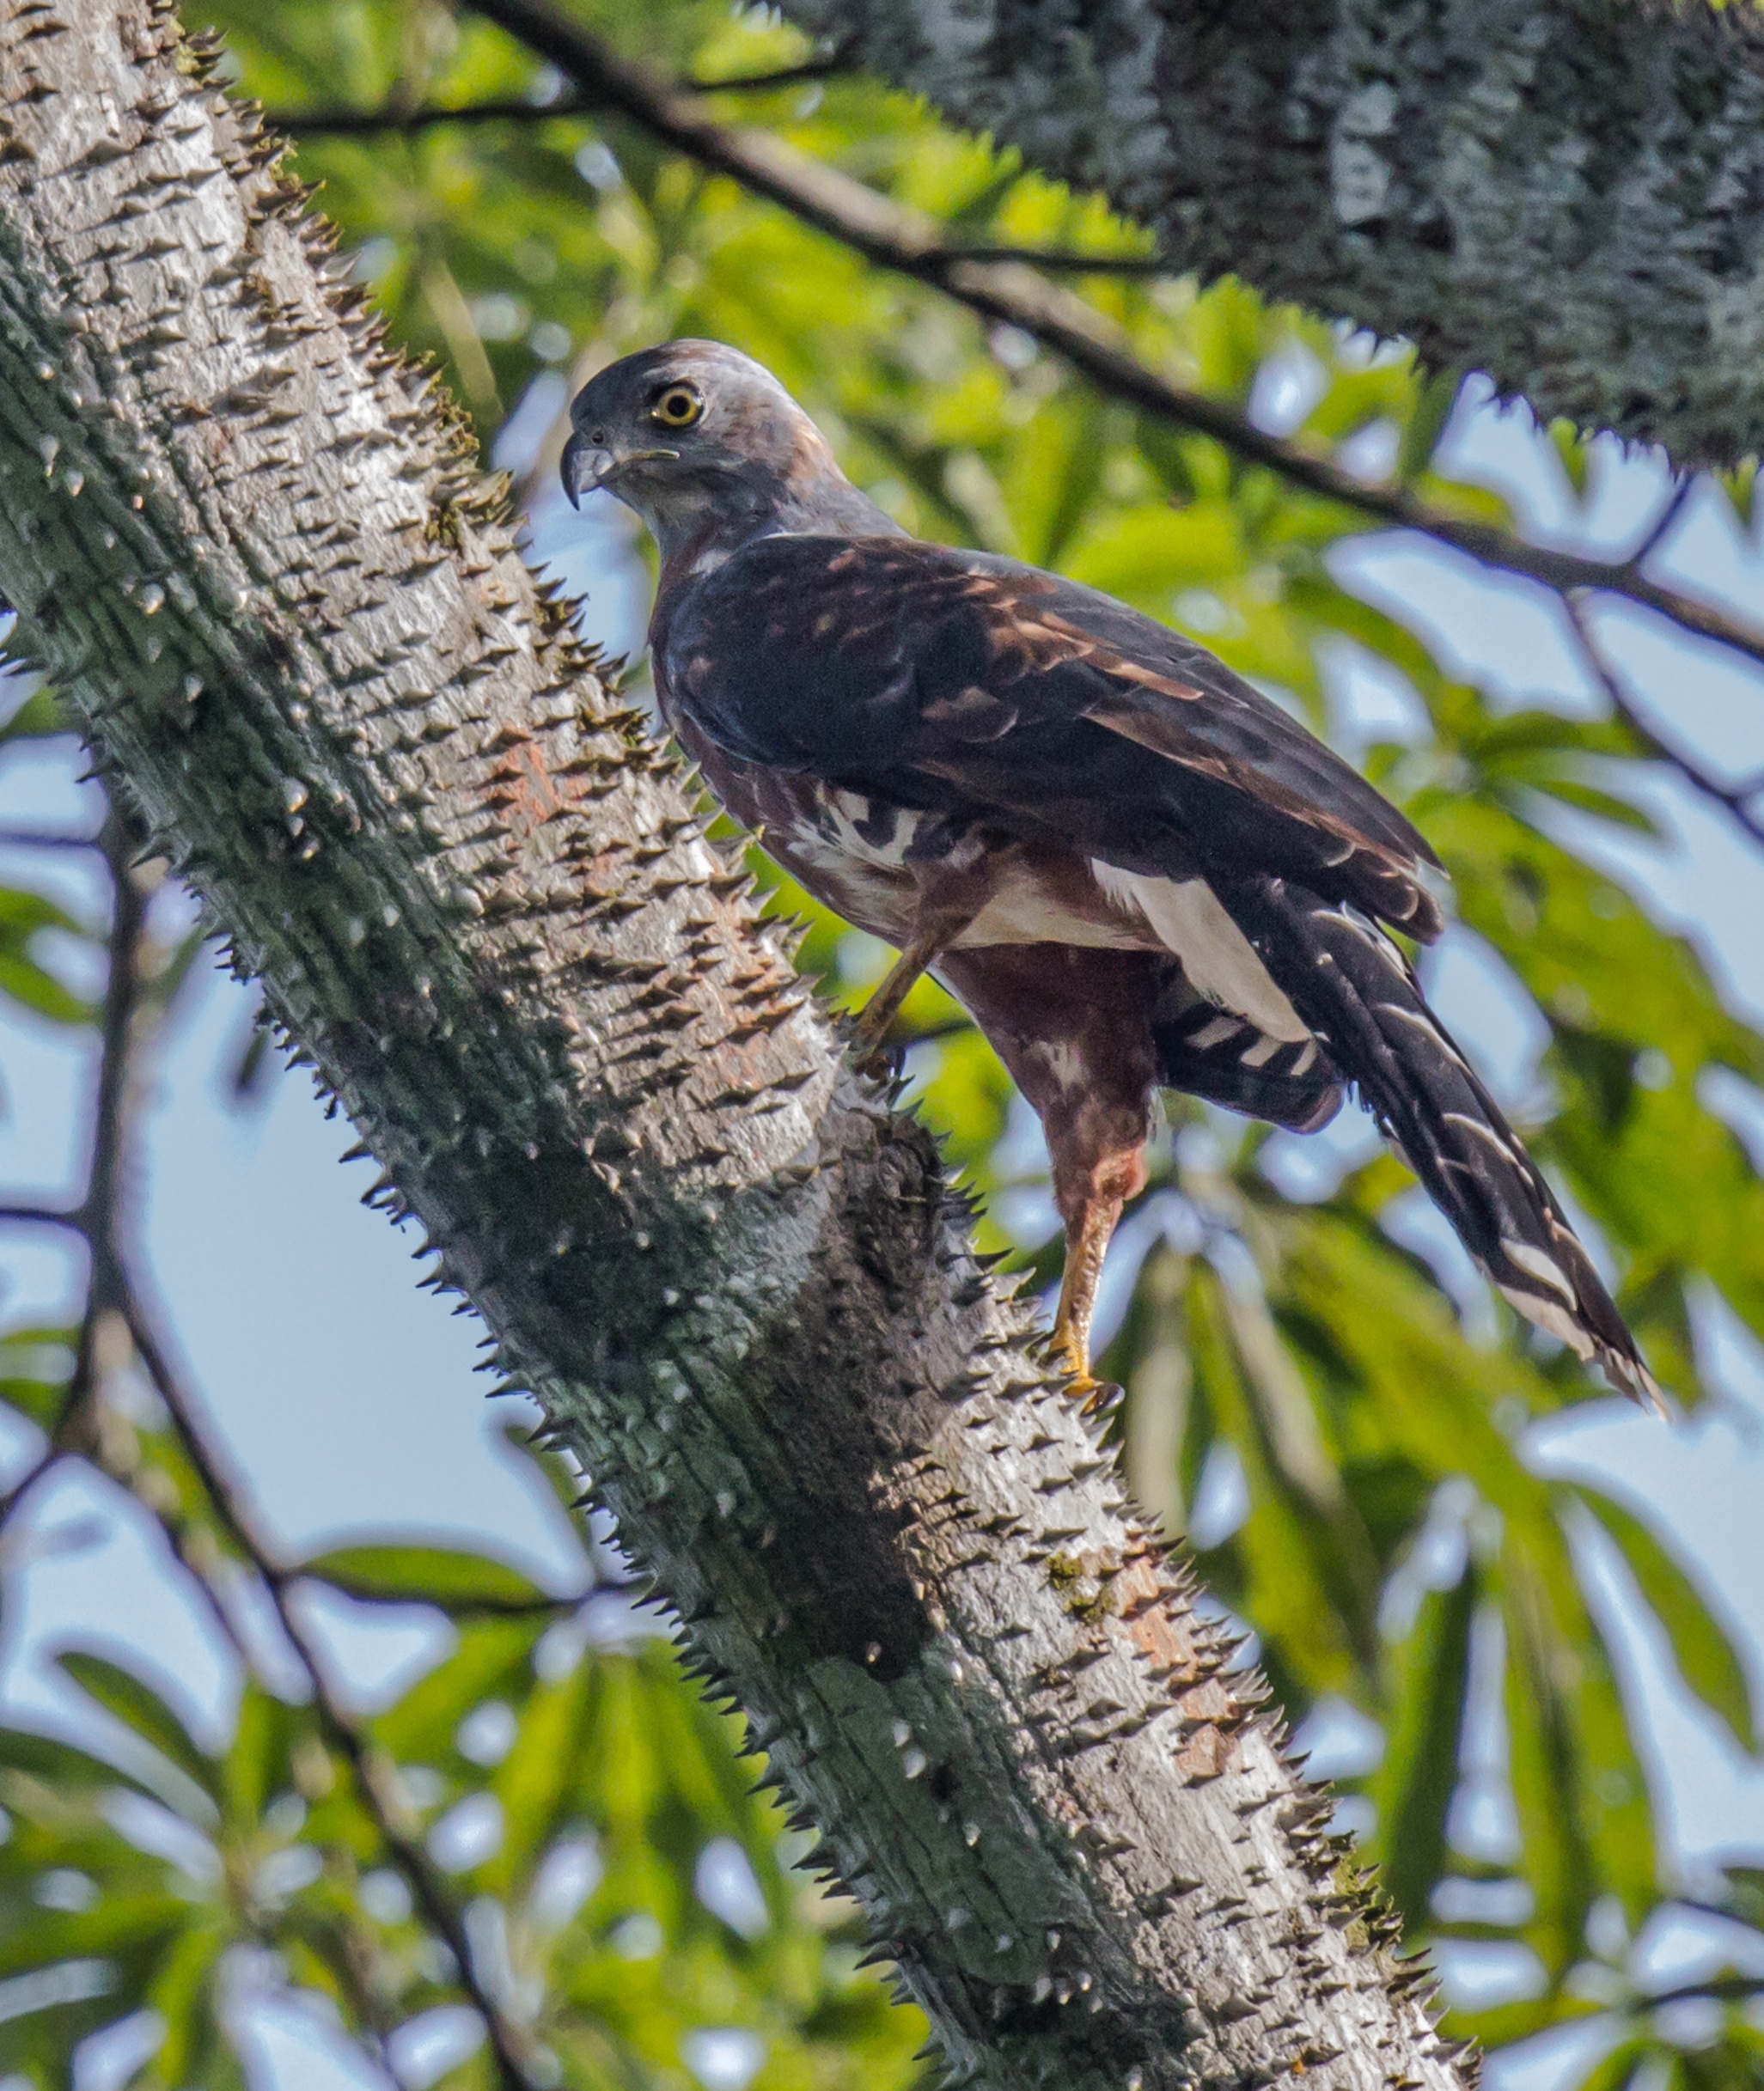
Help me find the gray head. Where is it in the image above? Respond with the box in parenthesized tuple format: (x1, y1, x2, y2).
(560, 340, 900, 568)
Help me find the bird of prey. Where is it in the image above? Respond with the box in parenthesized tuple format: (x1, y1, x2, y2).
(561, 340, 1659, 1413)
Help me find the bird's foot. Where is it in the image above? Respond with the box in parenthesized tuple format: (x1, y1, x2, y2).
(848, 1032, 904, 1084)
(1058, 1368, 1123, 1417)
(1049, 1329, 1121, 1416)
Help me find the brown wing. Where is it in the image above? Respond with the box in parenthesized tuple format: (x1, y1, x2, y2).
(658, 533, 1444, 938)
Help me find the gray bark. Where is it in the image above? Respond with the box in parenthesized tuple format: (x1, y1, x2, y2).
(0, 2, 1468, 2085)
(782, 0, 1764, 469)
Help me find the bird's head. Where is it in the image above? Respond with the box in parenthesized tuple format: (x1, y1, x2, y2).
(561, 340, 897, 563)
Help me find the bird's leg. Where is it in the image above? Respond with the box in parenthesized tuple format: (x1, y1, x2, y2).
(1047, 1125, 1151, 1407)
(919, 942, 1160, 1409)
(1051, 1189, 1127, 1405)
(851, 877, 984, 1070)
(851, 930, 950, 1062)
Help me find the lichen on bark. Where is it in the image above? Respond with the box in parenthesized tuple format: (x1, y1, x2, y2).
(0, 1, 1472, 2083)
(784, 0, 1764, 468)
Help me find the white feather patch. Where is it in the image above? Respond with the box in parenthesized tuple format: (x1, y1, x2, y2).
(1498, 1283, 1596, 1362)
(1500, 1237, 1578, 1305)
(1089, 867, 1310, 1042)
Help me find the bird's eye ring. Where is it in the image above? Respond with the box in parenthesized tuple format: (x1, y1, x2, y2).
(650, 384, 704, 429)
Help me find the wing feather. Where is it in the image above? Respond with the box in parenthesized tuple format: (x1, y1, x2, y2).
(656, 533, 1445, 938)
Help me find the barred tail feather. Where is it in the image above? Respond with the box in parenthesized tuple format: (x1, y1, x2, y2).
(1149, 959, 1344, 1134)
(1224, 875, 1663, 1413)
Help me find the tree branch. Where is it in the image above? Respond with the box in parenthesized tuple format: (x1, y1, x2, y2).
(269, 46, 856, 136)
(272, 94, 592, 137)
(0, 4, 1471, 2084)
(119, 1288, 552, 2091)
(443, 0, 1764, 692)
(777, 0, 1764, 471)
(1562, 597, 1764, 852)
(7, 806, 552, 2091)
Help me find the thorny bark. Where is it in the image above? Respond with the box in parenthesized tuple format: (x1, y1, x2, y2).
(781, 0, 1764, 471)
(0, 3, 1470, 2086)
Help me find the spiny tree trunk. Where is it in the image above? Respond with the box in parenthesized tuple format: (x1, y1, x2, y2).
(0, 3, 1468, 2085)
(783, 0, 1764, 470)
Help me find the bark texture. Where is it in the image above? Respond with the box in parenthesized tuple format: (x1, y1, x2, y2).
(0, 3, 1469, 2085)
(782, 0, 1764, 468)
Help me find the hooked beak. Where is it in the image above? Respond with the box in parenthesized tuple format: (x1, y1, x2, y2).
(560, 433, 681, 509)
(560, 429, 612, 510)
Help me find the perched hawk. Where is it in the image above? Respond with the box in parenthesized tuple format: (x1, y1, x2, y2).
(563, 340, 1659, 1412)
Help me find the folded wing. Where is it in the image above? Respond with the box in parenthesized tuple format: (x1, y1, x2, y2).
(660, 533, 1444, 939)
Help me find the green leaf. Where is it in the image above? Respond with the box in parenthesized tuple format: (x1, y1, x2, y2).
(1548, 417, 1591, 497)
(53, 1648, 219, 1808)
(302, 1543, 561, 1613)
(1396, 370, 1462, 485)
(1575, 1488, 1756, 1751)
(1366, 1562, 1478, 1927)
(0, 684, 63, 742)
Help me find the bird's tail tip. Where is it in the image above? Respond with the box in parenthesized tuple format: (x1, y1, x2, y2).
(1496, 1276, 1668, 1417)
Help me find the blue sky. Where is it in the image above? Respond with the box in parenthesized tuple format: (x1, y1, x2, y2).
(0, 375, 1762, 2090)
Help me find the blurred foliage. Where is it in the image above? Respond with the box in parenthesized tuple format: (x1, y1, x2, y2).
(0, 0, 1755, 2082)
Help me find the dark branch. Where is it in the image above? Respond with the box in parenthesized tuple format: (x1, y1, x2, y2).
(0, 1443, 65, 1532)
(687, 51, 856, 93)
(269, 46, 854, 138)
(1622, 473, 1697, 576)
(1563, 596, 1764, 850)
(445, 0, 1764, 687)
(119, 1285, 552, 2091)
(0, 826, 103, 850)
(29, 814, 554, 2091)
(917, 244, 1174, 275)
(272, 94, 590, 137)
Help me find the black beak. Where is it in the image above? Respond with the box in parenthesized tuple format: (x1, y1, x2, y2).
(560, 429, 613, 510)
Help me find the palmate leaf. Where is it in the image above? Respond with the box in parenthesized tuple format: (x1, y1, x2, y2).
(1254, 1201, 1658, 1935)
(138, 1915, 241, 2091)
(1572, 2037, 1652, 2091)
(0, 1324, 74, 1432)
(1498, 1524, 1657, 1974)
(369, 1614, 543, 1766)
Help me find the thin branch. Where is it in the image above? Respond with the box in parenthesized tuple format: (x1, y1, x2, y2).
(0, 1443, 65, 1533)
(1632, 1974, 1764, 2012)
(447, 0, 1764, 682)
(0, 1203, 82, 1228)
(687, 52, 855, 93)
(912, 244, 1175, 275)
(52, 813, 145, 1436)
(0, 826, 103, 850)
(119, 1289, 549, 2091)
(17, 812, 551, 2091)
(112, 1283, 549, 2085)
(272, 93, 591, 137)
(1564, 594, 1764, 849)
(1622, 472, 1696, 575)
(270, 50, 854, 140)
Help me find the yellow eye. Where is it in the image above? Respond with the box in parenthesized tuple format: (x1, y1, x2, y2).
(651, 384, 704, 429)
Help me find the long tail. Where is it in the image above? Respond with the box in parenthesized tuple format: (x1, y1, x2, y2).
(1223, 874, 1663, 1412)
